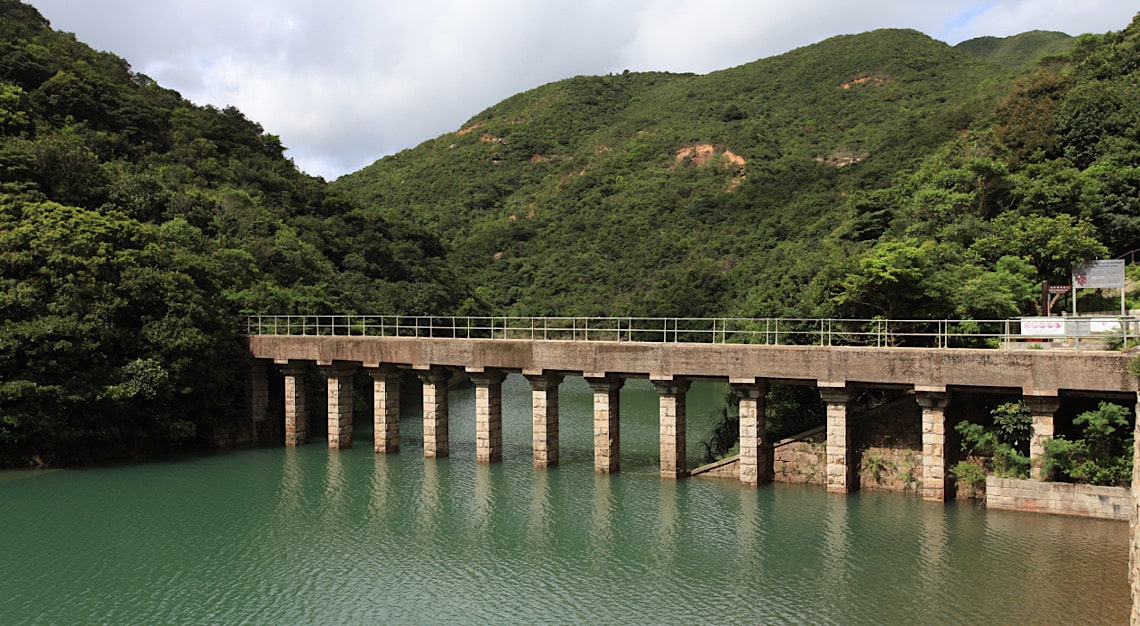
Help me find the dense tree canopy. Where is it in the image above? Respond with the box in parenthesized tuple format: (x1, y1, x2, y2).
(0, 0, 469, 464)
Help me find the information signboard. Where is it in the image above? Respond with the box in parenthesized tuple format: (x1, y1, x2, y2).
(1072, 260, 1125, 289)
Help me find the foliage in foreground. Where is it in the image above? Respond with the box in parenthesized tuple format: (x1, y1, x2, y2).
(951, 401, 1033, 496)
(951, 401, 1134, 491)
(1044, 402, 1133, 486)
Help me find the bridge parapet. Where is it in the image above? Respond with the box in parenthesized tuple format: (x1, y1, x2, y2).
(245, 315, 1140, 350)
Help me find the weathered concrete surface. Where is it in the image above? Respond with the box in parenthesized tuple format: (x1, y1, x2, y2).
(247, 336, 1136, 394)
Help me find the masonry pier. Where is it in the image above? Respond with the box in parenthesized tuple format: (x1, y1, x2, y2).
(277, 361, 308, 447)
(653, 377, 690, 479)
(470, 370, 506, 463)
(321, 363, 355, 450)
(367, 365, 401, 453)
(418, 367, 450, 458)
(916, 387, 950, 501)
(819, 384, 854, 494)
(587, 375, 623, 474)
(732, 379, 769, 486)
(526, 373, 562, 468)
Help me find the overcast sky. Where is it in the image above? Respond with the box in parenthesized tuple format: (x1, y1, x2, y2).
(24, 0, 1138, 180)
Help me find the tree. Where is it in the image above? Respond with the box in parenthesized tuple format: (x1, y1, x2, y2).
(970, 213, 1107, 283)
(833, 240, 946, 319)
(949, 256, 1038, 318)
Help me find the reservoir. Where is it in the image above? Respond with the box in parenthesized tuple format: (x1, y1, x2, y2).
(0, 376, 1129, 624)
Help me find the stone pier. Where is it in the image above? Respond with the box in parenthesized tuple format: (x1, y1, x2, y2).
(527, 373, 563, 468)
(470, 370, 507, 463)
(653, 378, 690, 480)
(586, 375, 623, 474)
(321, 363, 356, 449)
(819, 383, 854, 494)
(1025, 393, 1060, 480)
(248, 360, 269, 442)
(278, 362, 309, 446)
(418, 367, 451, 458)
(733, 379, 770, 486)
(367, 365, 401, 453)
(916, 387, 950, 501)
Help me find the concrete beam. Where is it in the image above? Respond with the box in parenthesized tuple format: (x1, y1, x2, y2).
(246, 335, 1137, 395)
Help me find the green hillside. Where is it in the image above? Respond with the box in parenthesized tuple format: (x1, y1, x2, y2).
(335, 29, 1016, 316)
(0, 0, 470, 464)
(955, 30, 1076, 71)
(336, 17, 1140, 320)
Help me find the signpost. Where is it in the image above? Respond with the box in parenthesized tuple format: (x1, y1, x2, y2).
(1072, 259, 1126, 316)
(1041, 282, 1070, 316)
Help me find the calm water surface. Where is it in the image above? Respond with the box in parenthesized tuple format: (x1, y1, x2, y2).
(0, 376, 1129, 624)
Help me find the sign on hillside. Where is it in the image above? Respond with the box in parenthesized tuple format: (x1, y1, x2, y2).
(1072, 260, 1125, 289)
(1071, 259, 1127, 316)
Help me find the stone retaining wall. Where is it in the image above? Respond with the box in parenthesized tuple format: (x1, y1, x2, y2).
(986, 476, 1130, 520)
(774, 438, 826, 485)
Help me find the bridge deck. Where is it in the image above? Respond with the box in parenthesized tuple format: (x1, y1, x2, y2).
(246, 335, 1136, 395)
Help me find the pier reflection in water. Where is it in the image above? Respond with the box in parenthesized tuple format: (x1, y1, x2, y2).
(0, 375, 1129, 624)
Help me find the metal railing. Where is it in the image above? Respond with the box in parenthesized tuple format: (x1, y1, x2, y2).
(244, 315, 1139, 350)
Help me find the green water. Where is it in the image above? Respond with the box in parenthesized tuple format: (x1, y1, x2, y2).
(0, 376, 1129, 624)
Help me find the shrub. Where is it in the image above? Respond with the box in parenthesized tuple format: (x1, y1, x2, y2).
(1043, 402, 1133, 486)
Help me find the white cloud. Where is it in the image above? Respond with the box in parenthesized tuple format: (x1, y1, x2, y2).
(23, 0, 1139, 179)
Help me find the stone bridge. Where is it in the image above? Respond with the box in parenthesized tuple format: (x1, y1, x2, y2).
(245, 329, 1138, 503)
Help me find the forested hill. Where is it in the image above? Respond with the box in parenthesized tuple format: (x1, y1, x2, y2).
(1, 0, 1138, 466)
(0, 0, 470, 465)
(333, 19, 1138, 319)
(954, 30, 1076, 71)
